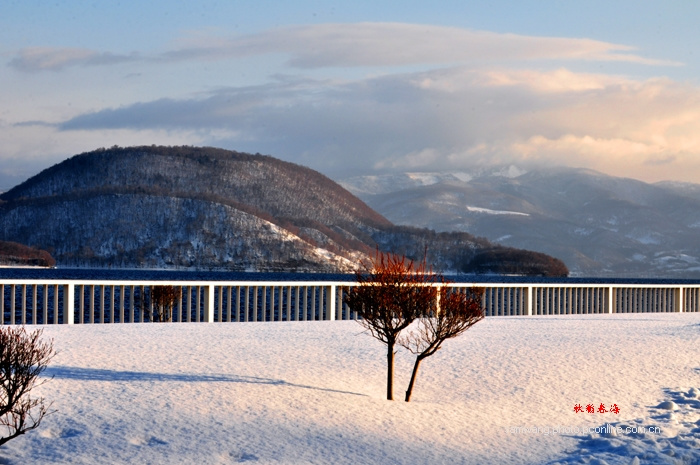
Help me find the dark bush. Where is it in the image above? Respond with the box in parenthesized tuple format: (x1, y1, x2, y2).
(0, 327, 55, 446)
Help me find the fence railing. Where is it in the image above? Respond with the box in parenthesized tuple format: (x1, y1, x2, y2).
(1, 280, 699, 324)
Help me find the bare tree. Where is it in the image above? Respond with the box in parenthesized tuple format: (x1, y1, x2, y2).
(400, 286, 484, 402)
(0, 327, 55, 446)
(344, 250, 438, 400)
(145, 285, 182, 322)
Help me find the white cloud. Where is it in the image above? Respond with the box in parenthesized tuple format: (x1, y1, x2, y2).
(4, 22, 698, 184)
(9, 47, 139, 72)
(480, 68, 631, 93)
(36, 65, 700, 182)
(0, 122, 209, 188)
(10, 23, 676, 73)
(508, 133, 700, 182)
(168, 23, 678, 68)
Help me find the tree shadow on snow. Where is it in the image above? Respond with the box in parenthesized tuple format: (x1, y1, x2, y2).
(44, 365, 367, 397)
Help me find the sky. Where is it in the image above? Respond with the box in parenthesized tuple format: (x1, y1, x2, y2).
(2, 1, 700, 190)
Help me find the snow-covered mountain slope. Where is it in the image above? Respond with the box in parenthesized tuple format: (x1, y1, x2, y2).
(341, 166, 700, 278)
(1, 147, 566, 274)
(0, 147, 391, 272)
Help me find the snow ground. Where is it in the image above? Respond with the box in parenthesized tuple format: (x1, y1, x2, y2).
(2, 314, 699, 465)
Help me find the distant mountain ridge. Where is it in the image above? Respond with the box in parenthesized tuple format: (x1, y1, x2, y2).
(341, 166, 700, 278)
(0, 146, 567, 274)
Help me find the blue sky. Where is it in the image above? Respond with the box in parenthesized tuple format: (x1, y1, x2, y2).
(2, 1, 700, 189)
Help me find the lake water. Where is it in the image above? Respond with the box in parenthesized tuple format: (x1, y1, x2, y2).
(1, 267, 699, 285)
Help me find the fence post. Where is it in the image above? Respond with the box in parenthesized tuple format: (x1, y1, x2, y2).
(526, 286, 533, 316)
(203, 285, 214, 322)
(607, 287, 614, 314)
(21, 285, 26, 324)
(32, 285, 38, 324)
(120, 285, 125, 323)
(10, 284, 16, 325)
(674, 287, 684, 313)
(100, 284, 105, 323)
(243, 286, 249, 322)
(64, 284, 74, 324)
(327, 285, 336, 321)
(90, 285, 95, 323)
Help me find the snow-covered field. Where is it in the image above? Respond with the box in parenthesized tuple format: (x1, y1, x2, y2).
(3, 314, 699, 465)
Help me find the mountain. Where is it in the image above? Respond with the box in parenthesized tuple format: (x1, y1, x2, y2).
(0, 146, 566, 274)
(0, 146, 387, 272)
(654, 181, 700, 202)
(340, 166, 700, 278)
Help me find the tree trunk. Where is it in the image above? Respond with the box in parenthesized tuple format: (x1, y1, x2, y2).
(387, 342, 395, 400)
(405, 355, 424, 402)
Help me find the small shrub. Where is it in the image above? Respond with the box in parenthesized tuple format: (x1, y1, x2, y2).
(344, 250, 438, 400)
(145, 285, 181, 322)
(0, 326, 55, 446)
(400, 287, 484, 402)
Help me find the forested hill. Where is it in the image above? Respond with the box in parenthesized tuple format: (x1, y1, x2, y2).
(0, 240, 55, 267)
(2, 145, 391, 231)
(0, 146, 567, 275)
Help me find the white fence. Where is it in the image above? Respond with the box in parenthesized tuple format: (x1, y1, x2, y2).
(1, 280, 699, 324)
